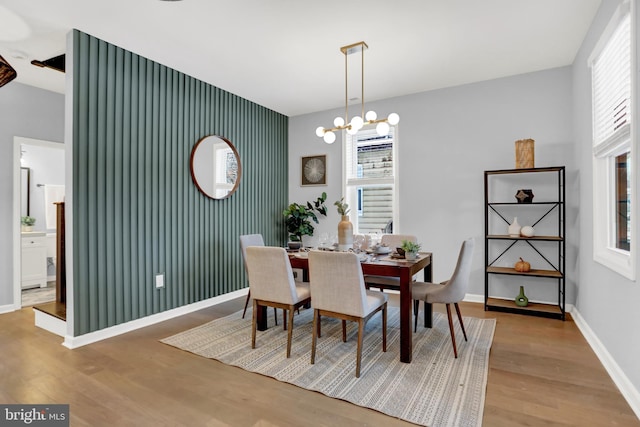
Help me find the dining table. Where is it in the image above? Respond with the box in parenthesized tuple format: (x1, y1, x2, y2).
(256, 249, 433, 364)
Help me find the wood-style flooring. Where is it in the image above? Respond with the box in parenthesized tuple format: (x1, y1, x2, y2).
(0, 295, 638, 426)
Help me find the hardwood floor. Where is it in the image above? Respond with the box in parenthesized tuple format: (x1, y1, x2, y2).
(1, 295, 638, 426)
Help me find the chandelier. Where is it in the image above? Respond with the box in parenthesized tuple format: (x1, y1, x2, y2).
(315, 41, 399, 144)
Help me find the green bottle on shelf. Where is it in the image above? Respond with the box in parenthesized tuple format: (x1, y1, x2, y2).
(515, 286, 529, 307)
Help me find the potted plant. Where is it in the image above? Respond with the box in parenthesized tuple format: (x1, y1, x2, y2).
(21, 216, 36, 232)
(401, 240, 421, 260)
(283, 192, 327, 246)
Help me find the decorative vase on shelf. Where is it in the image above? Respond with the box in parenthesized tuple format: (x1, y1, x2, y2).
(508, 217, 521, 237)
(515, 286, 529, 307)
(515, 189, 534, 203)
(338, 215, 353, 251)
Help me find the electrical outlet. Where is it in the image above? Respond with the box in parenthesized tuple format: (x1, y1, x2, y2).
(155, 273, 164, 289)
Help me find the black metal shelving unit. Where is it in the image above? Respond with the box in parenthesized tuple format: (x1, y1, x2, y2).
(484, 166, 565, 320)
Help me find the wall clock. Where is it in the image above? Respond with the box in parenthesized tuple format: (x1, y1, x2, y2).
(301, 155, 327, 186)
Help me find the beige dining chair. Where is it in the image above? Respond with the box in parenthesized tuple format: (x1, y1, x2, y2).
(240, 234, 279, 323)
(308, 250, 387, 377)
(245, 246, 311, 358)
(412, 238, 474, 358)
(364, 234, 417, 291)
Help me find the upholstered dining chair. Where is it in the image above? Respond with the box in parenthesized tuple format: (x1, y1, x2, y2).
(412, 238, 474, 358)
(245, 246, 311, 358)
(364, 234, 417, 291)
(239, 234, 275, 321)
(308, 250, 387, 377)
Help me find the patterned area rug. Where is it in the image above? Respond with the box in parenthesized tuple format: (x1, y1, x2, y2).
(161, 307, 496, 427)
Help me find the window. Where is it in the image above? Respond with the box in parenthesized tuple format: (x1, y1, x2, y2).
(590, 1, 635, 279)
(343, 128, 397, 234)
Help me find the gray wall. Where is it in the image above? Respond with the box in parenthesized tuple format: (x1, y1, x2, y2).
(289, 66, 576, 303)
(0, 82, 64, 307)
(573, 0, 640, 396)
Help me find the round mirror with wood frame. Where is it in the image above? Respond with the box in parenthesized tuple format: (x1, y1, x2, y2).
(190, 135, 242, 199)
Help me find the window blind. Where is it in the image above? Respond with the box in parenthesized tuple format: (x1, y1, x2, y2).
(591, 12, 631, 154)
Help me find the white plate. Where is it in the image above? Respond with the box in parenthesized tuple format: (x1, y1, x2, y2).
(293, 252, 309, 259)
(375, 246, 392, 254)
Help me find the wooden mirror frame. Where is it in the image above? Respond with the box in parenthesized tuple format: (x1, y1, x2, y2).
(190, 135, 242, 200)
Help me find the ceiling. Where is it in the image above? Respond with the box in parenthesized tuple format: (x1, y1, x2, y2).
(0, 0, 601, 117)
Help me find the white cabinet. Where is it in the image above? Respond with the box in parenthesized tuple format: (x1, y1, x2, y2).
(21, 232, 47, 289)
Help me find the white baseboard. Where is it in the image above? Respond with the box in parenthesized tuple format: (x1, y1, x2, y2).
(571, 307, 640, 420)
(0, 304, 16, 314)
(35, 309, 66, 337)
(63, 288, 248, 349)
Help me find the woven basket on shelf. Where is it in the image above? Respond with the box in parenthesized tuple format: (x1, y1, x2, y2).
(515, 139, 535, 169)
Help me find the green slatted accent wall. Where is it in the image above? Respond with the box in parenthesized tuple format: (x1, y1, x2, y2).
(72, 30, 288, 336)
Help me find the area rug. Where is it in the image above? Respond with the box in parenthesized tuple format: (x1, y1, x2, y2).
(161, 307, 496, 427)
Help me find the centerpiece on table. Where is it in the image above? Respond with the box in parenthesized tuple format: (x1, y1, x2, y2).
(401, 240, 421, 261)
(334, 198, 353, 251)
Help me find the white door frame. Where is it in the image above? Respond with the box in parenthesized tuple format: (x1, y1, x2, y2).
(13, 136, 64, 310)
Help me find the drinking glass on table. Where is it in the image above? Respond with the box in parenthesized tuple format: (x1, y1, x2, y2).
(318, 232, 329, 249)
(354, 235, 365, 253)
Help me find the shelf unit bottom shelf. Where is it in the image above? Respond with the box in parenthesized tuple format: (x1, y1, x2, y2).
(485, 297, 565, 320)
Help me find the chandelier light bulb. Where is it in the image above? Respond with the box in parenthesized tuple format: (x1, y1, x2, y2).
(346, 125, 358, 135)
(376, 121, 390, 136)
(315, 126, 325, 137)
(333, 117, 345, 127)
(323, 131, 336, 144)
(365, 110, 377, 121)
(351, 115, 364, 130)
(387, 113, 400, 125)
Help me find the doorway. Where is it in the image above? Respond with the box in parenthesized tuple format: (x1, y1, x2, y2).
(13, 137, 65, 309)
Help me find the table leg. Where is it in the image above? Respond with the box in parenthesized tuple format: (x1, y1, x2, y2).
(423, 255, 433, 328)
(400, 269, 413, 363)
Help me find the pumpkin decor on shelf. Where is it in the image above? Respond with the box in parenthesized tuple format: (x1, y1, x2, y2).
(514, 257, 531, 272)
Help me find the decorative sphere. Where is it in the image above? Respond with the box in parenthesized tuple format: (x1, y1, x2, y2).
(376, 121, 390, 136)
(333, 117, 345, 127)
(351, 115, 363, 130)
(323, 131, 336, 144)
(520, 226, 535, 237)
(346, 125, 358, 135)
(315, 126, 325, 137)
(387, 113, 400, 125)
(365, 110, 377, 121)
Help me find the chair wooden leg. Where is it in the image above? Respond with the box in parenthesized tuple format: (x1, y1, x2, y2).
(274, 308, 278, 326)
(356, 319, 364, 378)
(342, 320, 347, 342)
(311, 309, 319, 364)
(317, 313, 322, 338)
(454, 303, 467, 341)
(251, 300, 258, 349)
(382, 303, 387, 352)
(242, 290, 251, 319)
(283, 309, 287, 330)
(413, 299, 419, 332)
(445, 304, 458, 358)
(286, 306, 295, 358)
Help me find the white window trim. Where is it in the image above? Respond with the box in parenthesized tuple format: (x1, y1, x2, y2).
(591, 0, 636, 280)
(342, 126, 399, 233)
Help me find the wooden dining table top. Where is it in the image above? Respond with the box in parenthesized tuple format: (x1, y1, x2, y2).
(285, 249, 433, 363)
